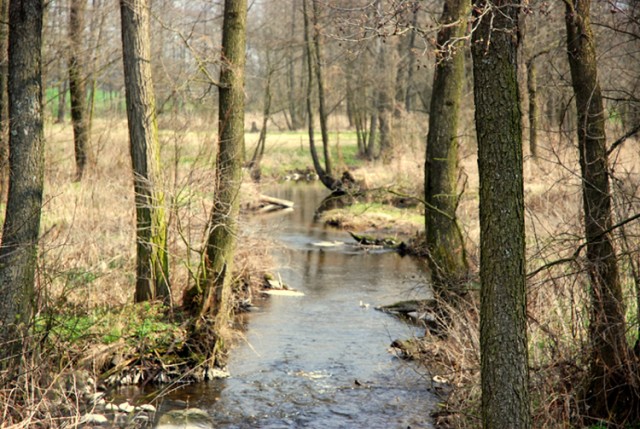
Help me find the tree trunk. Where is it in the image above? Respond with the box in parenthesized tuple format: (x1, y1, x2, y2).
(471, 0, 530, 427)
(564, 0, 636, 422)
(192, 0, 247, 364)
(120, 0, 170, 304)
(302, 0, 338, 191)
(527, 58, 538, 159)
(286, 4, 303, 131)
(0, 0, 8, 202)
(68, 0, 89, 181)
(56, 79, 67, 124)
(374, 29, 396, 164)
(249, 55, 272, 181)
(86, 0, 106, 136)
(366, 111, 377, 160)
(425, 0, 469, 290)
(404, 7, 419, 112)
(0, 0, 44, 373)
(311, 0, 332, 176)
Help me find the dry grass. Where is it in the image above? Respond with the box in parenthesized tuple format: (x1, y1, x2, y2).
(410, 129, 640, 428)
(3, 108, 639, 427)
(40, 116, 229, 308)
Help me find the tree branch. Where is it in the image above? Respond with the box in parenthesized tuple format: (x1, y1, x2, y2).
(528, 211, 640, 279)
(607, 123, 640, 156)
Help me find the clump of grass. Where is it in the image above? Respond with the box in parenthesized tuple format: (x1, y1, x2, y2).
(320, 201, 423, 236)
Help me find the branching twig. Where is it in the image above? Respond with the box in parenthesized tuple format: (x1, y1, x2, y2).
(528, 211, 640, 278)
(607, 123, 640, 156)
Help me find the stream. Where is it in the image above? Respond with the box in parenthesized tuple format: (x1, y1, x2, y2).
(153, 183, 437, 428)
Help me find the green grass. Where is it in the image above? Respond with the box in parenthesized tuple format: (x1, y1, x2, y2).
(256, 130, 363, 177)
(35, 301, 186, 351)
(45, 87, 125, 120)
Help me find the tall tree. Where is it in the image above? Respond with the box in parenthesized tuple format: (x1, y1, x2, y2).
(286, 2, 304, 131)
(424, 0, 469, 289)
(471, 0, 530, 428)
(404, 6, 419, 112)
(120, 0, 170, 303)
(68, 0, 89, 181)
(302, 0, 338, 191)
(311, 0, 332, 177)
(564, 0, 637, 422)
(187, 0, 247, 363)
(0, 0, 45, 372)
(0, 0, 8, 201)
(374, 32, 396, 164)
(248, 51, 273, 181)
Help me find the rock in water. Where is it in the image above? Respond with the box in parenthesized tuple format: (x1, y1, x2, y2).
(155, 408, 214, 429)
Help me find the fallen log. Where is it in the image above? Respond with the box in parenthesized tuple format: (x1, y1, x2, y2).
(259, 194, 294, 208)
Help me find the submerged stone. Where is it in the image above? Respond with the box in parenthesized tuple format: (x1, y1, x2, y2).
(155, 408, 214, 429)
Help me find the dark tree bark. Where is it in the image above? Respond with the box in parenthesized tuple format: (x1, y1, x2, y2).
(404, 7, 419, 112)
(56, 78, 67, 124)
(375, 34, 396, 164)
(424, 0, 469, 289)
(68, 0, 89, 181)
(471, 0, 530, 428)
(120, 0, 170, 304)
(189, 0, 247, 363)
(366, 110, 377, 160)
(526, 58, 538, 159)
(311, 0, 332, 176)
(249, 52, 273, 181)
(564, 0, 637, 422)
(302, 0, 338, 191)
(0, 0, 8, 202)
(0, 0, 44, 372)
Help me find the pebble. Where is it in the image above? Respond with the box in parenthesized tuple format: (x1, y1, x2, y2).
(80, 413, 108, 424)
(118, 401, 136, 413)
(139, 403, 157, 413)
(104, 403, 119, 411)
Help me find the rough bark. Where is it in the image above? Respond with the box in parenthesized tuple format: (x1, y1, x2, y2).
(425, 0, 469, 289)
(68, 0, 89, 181)
(0, 0, 8, 201)
(120, 0, 170, 304)
(0, 0, 44, 372)
(564, 0, 637, 422)
(193, 0, 247, 362)
(471, 0, 530, 427)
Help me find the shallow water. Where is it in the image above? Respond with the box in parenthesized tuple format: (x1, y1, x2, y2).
(154, 183, 436, 428)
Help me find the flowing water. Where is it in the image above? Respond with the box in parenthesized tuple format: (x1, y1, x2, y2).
(153, 183, 437, 428)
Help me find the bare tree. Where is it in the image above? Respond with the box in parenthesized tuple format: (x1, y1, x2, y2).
(68, 0, 90, 181)
(471, 0, 530, 427)
(0, 0, 8, 201)
(186, 0, 247, 366)
(424, 0, 469, 289)
(564, 0, 638, 422)
(120, 0, 170, 303)
(0, 0, 45, 373)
